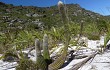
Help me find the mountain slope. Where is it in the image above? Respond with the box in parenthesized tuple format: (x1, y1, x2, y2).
(0, 2, 109, 29)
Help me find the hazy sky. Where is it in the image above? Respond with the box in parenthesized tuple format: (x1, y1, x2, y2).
(0, 0, 110, 15)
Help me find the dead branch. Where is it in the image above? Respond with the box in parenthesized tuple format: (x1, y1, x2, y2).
(69, 52, 97, 70)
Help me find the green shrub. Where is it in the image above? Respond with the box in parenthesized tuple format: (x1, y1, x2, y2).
(83, 23, 100, 40)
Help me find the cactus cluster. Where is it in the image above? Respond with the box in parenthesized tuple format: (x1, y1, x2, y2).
(35, 32, 69, 70)
(16, 34, 50, 70)
(35, 36, 50, 70)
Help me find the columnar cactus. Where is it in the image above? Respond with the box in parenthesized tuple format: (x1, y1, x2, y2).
(35, 39, 41, 57)
(35, 39, 47, 70)
(43, 34, 50, 60)
(48, 1, 69, 70)
(58, 0, 70, 45)
(58, 1, 68, 24)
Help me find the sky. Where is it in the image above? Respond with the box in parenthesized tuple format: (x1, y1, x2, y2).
(0, 0, 110, 15)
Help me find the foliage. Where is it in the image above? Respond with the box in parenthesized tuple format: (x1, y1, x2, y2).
(104, 33, 110, 48)
(96, 19, 107, 34)
(83, 23, 100, 40)
(16, 59, 38, 70)
(104, 22, 110, 48)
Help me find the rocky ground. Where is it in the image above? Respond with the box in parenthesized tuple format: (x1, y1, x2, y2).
(79, 50, 110, 70)
(0, 36, 110, 70)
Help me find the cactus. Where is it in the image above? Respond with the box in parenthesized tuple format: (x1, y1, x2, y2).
(58, 0, 70, 48)
(48, 1, 70, 70)
(35, 39, 47, 70)
(43, 34, 50, 60)
(58, 1, 68, 23)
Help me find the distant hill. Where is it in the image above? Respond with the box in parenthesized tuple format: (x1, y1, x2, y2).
(0, 2, 109, 29)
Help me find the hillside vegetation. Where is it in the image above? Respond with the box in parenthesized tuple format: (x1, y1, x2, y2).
(0, 2, 110, 53)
